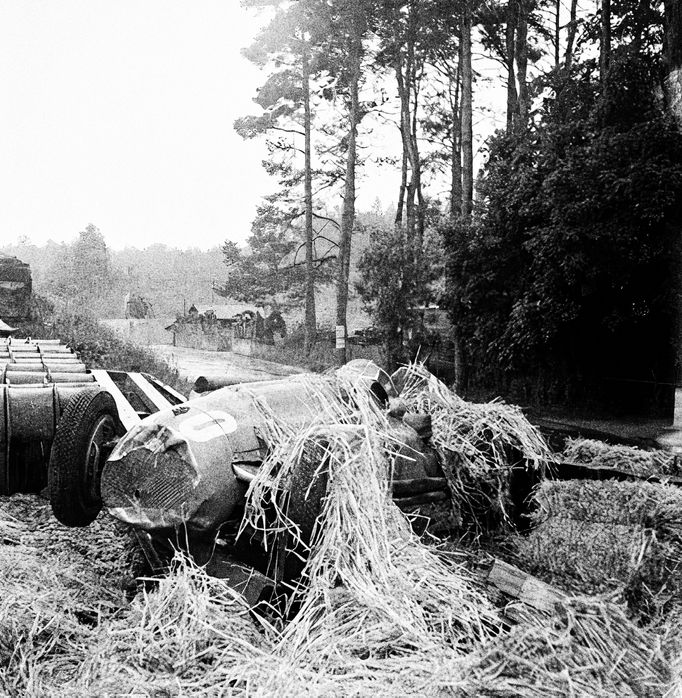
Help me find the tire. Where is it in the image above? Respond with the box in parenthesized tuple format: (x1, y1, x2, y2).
(275, 441, 329, 586)
(48, 387, 123, 527)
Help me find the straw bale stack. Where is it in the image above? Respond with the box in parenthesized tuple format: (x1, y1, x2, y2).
(562, 437, 679, 477)
(516, 479, 682, 618)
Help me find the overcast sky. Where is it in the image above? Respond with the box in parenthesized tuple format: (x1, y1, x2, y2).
(0, 2, 507, 252)
(0, 1, 281, 250)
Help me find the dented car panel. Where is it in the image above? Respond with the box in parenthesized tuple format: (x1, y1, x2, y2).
(100, 366, 450, 549)
(101, 379, 327, 533)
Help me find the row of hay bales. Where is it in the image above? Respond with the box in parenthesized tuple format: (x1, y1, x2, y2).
(516, 478, 682, 621)
(0, 367, 681, 695)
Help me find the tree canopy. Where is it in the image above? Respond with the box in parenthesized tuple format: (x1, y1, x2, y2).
(443, 23, 682, 408)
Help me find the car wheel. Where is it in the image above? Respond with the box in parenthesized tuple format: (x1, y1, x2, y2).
(48, 387, 123, 527)
(275, 441, 330, 587)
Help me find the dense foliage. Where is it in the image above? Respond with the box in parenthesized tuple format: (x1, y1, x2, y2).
(357, 219, 445, 369)
(443, 48, 682, 409)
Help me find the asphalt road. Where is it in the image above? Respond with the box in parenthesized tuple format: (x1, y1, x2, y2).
(151, 344, 305, 384)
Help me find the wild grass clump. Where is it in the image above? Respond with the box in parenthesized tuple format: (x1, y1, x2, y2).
(515, 479, 682, 620)
(249, 326, 382, 373)
(562, 437, 678, 477)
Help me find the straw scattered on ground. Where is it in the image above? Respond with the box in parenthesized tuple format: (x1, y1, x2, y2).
(467, 596, 670, 697)
(0, 366, 676, 696)
(0, 498, 135, 696)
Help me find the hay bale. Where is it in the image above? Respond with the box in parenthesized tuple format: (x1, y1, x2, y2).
(562, 437, 678, 477)
(516, 480, 682, 618)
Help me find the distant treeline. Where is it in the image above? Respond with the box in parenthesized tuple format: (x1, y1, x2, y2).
(2, 227, 225, 319)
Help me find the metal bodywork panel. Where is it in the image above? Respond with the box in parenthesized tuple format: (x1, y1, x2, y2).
(101, 374, 451, 537)
(101, 379, 319, 533)
(103, 408, 240, 532)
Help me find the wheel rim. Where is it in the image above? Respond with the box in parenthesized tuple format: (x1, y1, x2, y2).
(85, 414, 116, 501)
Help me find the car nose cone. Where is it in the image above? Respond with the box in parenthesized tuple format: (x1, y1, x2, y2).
(102, 422, 199, 529)
(101, 405, 242, 533)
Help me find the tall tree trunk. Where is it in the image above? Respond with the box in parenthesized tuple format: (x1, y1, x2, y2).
(449, 62, 462, 220)
(664, 0, 682, 427)
(393, 7, 407, 227)
(456, 0, 473, 394)
(461, 0, 473, 218)
(415, 165, 426, 246)
(554, 0, 560, 69)
(392, 1, 423, 243)
(336, 0, 362, 366)
(515, 0, 531, 130)
(407, 8, 424, 246)
(411, 55, 425, 247)
(396, 15, 420, 242)
(600, 0, 611, 86)
(302, 41, 316, 355)
(565, 0, 578, 70)
(506, 0, 518, 132)
(395, 147, 407, 225)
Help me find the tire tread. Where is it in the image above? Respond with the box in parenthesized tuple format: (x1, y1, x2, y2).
(48, 387, 120, 527)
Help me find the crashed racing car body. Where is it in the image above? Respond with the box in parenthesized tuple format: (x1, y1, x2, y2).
(51, 361, 450, 599)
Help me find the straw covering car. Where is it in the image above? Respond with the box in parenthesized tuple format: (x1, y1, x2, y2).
(47, 359, 450, 598)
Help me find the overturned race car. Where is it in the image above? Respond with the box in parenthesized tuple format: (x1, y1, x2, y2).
(48, 360, 452, 603)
